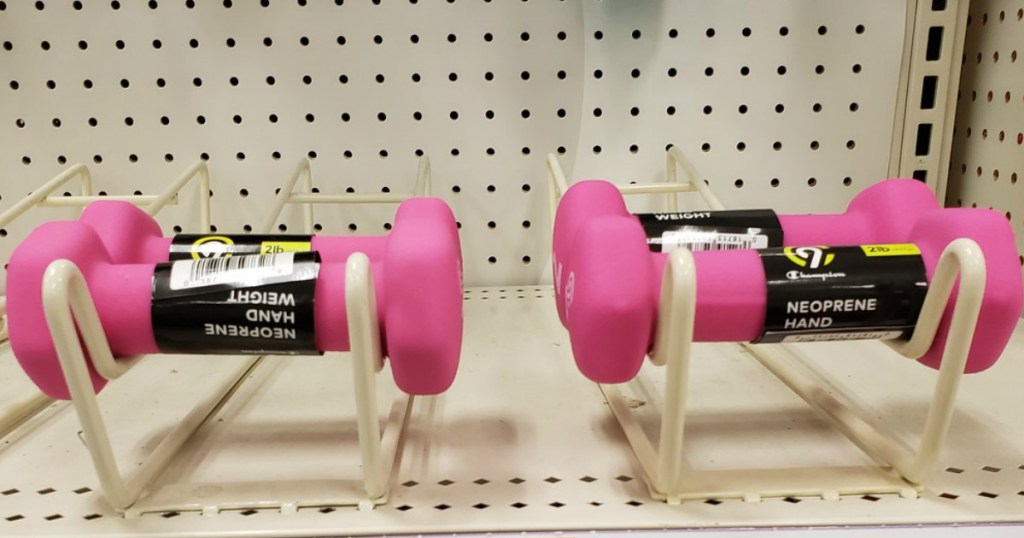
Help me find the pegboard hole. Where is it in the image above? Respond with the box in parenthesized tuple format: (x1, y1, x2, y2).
(807, 178, 818, 187)
(770, 178, 780, 188)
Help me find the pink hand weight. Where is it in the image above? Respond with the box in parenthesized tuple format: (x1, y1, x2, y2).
(565, 209, 1022, 384)
(77, 200, 387, 264)
(7, 198, 464, 400)
(552, 179, 943, 327)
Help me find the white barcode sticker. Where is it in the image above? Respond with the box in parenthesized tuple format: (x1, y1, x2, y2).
(780, 330, 905, 343)
(169, 253, 296, 290)
(660, 230, 769, 252)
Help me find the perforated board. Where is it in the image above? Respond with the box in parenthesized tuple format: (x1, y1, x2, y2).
(947, 0, 1024, 282)
(0, 0, 914, 289)
(570, 1, 907, 215)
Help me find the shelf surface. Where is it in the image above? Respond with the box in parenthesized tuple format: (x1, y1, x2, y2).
(0, 287, 1022, 537)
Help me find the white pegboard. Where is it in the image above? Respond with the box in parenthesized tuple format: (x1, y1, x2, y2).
(0, 290, 1023, 536)
(0, 0, 585, 287)
(570, 1, 909, 215)
(947, 0, 1024, 280)
(0, 0, 941, 288)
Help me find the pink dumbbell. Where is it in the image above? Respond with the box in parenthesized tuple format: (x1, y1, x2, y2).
(6, 198, 464, 399)
(75, 200, 388, 265)
(563, 208, 1021, 383)
(553, 179, 944, 327)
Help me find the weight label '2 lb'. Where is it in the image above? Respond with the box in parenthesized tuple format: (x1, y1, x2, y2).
(169, 234, 314, 260)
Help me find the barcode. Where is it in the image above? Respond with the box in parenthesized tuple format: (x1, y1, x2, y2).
(660, 231, 768, 253)
(780, 330, 905, 343)
(169, 253, 295, 290)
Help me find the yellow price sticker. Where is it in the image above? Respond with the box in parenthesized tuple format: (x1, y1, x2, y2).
(860, 244, 921, 257)
(260, 241, 312, 254)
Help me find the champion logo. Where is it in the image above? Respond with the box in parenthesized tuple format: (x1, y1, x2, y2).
(784, 246, 835, 269)
(190, 236, 236, 259)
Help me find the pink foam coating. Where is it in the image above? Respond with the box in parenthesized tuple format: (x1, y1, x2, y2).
(552, 180, 629, 326)
(563, 215, 654, 382)
(383, 198, 464, 394)
(778, 178, 941, 245)
(566, 209, 1022, 384)
(79, 201, 168, 264)
(8, 198, 464, 399)
(7, 221, 159, 398)
(552, 179, 941, 328)
(78, 200, 387, 264)
(907, 209, 1022, 373)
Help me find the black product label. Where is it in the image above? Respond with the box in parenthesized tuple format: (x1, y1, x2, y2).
(169, 234, 314, 261)
(757, 244, 928, 344)
(637, 209, 783, 252)
(152, 252, 321, 355)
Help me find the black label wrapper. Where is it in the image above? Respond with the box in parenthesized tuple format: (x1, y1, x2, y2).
(757, 244, 928, 343)
(152, 251, 321, 355)
(637, 209, 783, 253)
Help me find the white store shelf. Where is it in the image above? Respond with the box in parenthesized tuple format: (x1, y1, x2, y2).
(0, 287, 1022, 536)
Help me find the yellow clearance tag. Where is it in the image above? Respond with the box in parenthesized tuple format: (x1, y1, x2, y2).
(860, 244, 921, 257)
(260, 241, 313, 254)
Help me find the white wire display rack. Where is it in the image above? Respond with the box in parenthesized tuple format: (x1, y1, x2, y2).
(0, 161, 212, 440)
(30, 156, 432, 515)
(547, 150, 986, 504)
